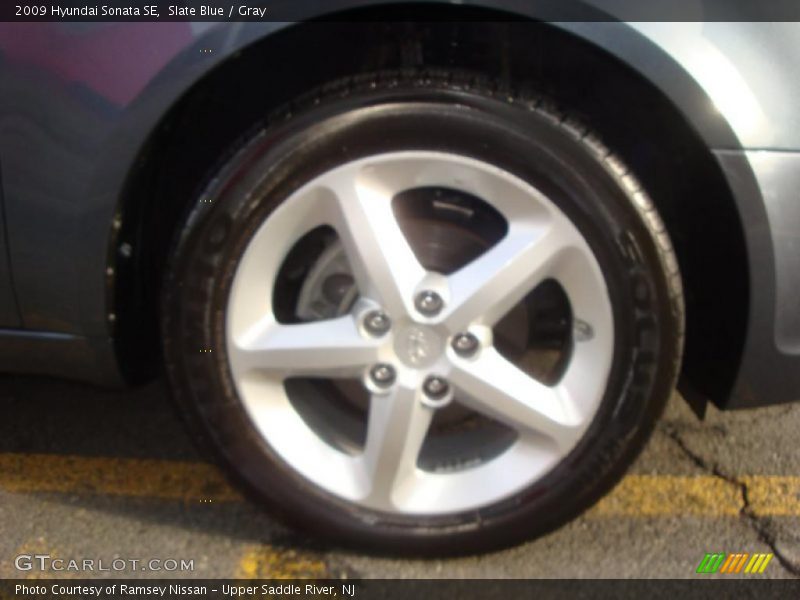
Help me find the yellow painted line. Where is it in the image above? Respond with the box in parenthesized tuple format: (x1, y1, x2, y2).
(235, 545, 328, 579)
(593, 474, 800, 516)
(591, 475, 743, 516)
(0, 453, 241, 502)
(0, 453, 798, 517)
(742, 475, 800, 516)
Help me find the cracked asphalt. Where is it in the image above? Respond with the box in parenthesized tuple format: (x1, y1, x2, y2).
(0, 375, 797, 579)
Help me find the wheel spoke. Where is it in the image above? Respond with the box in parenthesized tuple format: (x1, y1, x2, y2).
(362, 383, 434, 507)
(449, 348, 583, 451)
(230, 315, 380, 378)
(444, 222, 575, 331)
(326, 168, 426, 316)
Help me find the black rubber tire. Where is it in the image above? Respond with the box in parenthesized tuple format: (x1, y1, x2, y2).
(162, 70, 684, 556)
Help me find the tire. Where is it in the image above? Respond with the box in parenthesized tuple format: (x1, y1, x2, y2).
(162, 70, 684, 555)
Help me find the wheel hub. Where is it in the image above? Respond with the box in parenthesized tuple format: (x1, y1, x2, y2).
(393, 323, 444, 369)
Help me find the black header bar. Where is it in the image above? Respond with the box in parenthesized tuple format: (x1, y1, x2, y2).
(4, 0, 800, 22)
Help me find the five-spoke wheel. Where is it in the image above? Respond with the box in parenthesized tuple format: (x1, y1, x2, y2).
(163, 71, 683, 553)
(225, 152, 613, 514)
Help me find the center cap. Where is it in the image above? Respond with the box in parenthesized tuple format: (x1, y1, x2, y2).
(394, 325, 444, 369)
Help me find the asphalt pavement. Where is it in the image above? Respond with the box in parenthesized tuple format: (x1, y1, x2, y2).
(0, 375, 797, 579)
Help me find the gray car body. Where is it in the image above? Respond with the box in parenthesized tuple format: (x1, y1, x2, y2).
(0, 1, 798, 411)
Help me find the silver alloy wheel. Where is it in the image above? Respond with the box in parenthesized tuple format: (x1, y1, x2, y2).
(225, 151, 614, 515)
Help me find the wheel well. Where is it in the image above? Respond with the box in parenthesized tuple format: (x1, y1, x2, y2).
(115, 10, 749, 408)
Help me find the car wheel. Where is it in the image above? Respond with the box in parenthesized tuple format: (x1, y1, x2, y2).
(162, 71, 683, 554)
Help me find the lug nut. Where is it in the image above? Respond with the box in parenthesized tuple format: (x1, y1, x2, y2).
(369, 364, 396, 388)
(363, 310, 391, 336)
(452, 332, 480, 357)
(423, 376, 450, 400)
(415, 290, 444, 316)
